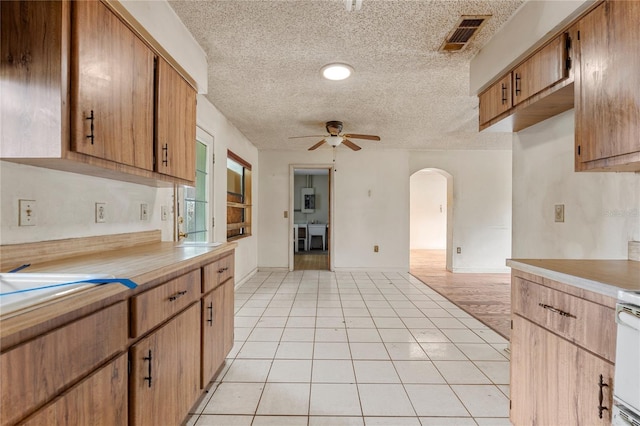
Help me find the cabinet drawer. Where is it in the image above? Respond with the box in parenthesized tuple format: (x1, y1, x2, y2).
(202, 253, 234, 294)
(0, 302, 127, 426)
(131, 269, 200, 337)
(22, 353, 128, 425)
(512, 277, 616, 361)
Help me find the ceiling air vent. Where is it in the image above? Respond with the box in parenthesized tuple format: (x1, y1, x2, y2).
(439, 15, 491, 52)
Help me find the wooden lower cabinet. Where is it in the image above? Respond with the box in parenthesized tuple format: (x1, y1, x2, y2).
(130, 303, 201, 426)
(0, 302, 127, 426)
(201, 279, 235, 388)
(511, 316, 614, 425)
(22, 354, 128, 425)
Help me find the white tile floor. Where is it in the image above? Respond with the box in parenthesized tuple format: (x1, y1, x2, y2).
(188, 271, 511, 426)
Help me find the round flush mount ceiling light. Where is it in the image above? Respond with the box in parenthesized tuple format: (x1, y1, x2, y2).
(321, 63, 353, 81)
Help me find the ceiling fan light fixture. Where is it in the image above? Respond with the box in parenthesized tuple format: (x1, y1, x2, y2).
(327, 135, 344, 147)
(321, 63, 353, 81)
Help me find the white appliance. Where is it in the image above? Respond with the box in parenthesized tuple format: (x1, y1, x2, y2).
(613, 290, 640, 426)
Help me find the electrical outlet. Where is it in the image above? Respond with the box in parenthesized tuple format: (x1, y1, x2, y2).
(554, 204, 565, 222)
(19, 199, 36, 226)
(95, 203, 106, 223)
(161, 205, 169, 221)
(140, 203, 149, 221)
(374, 245, 379, 253)
(457, 247, 461, 254)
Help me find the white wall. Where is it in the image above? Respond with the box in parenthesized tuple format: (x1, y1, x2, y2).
(0, 162, 173, 244)
(259, 149, 410, 272)
(259, 148, 512, 273)
(410, 171, 447, 250)
(409, 151, 513, 273)
(513, 110, 640, 258)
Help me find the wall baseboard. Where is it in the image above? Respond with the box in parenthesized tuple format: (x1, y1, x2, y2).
(235, 267, 259, 289)
(452, 267, 511, 274)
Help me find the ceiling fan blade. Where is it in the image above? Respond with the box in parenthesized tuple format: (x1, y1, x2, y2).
(343, 133, 381, 141)
(289, 135, 326, 139)
(342, 139, 361, 151)
(308, 139, 326, 151)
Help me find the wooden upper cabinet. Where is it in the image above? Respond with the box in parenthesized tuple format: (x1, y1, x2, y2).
(575, 0, 640, 171)
(156, 57, 197, 182)
(71, 0, 154, 170)
(512, 33, 569, 106)
(479, 73, 512, 126)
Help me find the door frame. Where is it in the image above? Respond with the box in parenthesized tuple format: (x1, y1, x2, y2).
(289, 164, 334, 271)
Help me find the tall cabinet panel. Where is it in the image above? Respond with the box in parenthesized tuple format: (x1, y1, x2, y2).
(575, 0, 640, 171)
(71, 0, 154, 170)
(156, 57, 196, 182)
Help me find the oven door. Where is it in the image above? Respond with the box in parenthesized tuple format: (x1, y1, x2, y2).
(614, 303, 640, 416)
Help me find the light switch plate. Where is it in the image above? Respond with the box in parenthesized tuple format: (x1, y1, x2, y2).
(554, 204, 565, 222)
(19, 199, 36, 226)
(140, 203, 149, 221)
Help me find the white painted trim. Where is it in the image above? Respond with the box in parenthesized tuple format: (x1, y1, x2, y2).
(234, 267, 258, 290)
(258, 267, 291, 273)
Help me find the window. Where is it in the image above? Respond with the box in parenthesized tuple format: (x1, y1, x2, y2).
(227, 150, 251, 240)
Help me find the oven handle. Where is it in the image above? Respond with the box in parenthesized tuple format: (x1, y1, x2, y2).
(617, 307, 640, 331)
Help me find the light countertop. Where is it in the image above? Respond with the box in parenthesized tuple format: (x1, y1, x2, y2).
(507, 259, 640, 299)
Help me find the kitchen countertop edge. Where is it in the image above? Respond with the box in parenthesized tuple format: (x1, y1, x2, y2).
(507, 258, 640, 299)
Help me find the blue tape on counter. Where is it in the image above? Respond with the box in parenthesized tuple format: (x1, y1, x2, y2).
(0, 278, 138, 296)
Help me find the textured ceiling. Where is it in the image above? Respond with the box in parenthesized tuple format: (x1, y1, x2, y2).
(168, 0, 524, 151)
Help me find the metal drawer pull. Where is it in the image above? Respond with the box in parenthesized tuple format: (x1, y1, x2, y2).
(207, 302, 213, 325)
(168, 290, 187, 301)
(538, 303, 576, 318)
(143, 350, 153, 388)
(218, 266, 229, 274)
(598, 374, 609, 419)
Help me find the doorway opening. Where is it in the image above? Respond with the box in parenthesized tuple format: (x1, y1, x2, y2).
(409, 168, 453, 272)
(290, 167, 332, 271)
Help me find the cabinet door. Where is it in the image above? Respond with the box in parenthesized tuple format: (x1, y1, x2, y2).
(201, 285, 226, 387)
(513, 33, 569, 106)
(156, 57, 196, 182)
(0, 302, 127, 426)
(511, 316, 613, 425)
(479, 73, 512, 126)
(575, 0, 640, 170)
(130, 304, 201, 426)
(22, 354, 127, 426)
(71, 0, 154, 170)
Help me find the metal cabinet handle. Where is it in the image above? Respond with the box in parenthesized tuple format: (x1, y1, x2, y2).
(218, 266, 229, 274)
(168, 290, 187, 301)
(598, 374, 609, 419)
(143, 350, 153, 388)
(207, 302, 213, 326)
(86, 110, 95, 145)
(501, 83, 507, 104)
(162, 143, 169, 166)
(514, 73, 521, 96)
(538, 303, 576, 318)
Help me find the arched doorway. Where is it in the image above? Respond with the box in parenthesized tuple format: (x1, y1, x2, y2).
(409, 168, 453, 272)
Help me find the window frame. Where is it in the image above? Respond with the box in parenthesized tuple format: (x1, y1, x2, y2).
(226, 150, 252, 241)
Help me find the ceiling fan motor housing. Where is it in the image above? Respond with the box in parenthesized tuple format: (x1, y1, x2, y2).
(325, 121, 343, 136)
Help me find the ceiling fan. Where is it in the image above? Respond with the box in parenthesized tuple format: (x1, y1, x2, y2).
(289, 121, 381, 151)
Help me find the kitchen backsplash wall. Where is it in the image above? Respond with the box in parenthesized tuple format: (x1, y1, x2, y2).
(512, 110, 640, 259)
(0, 161, 173, 244)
